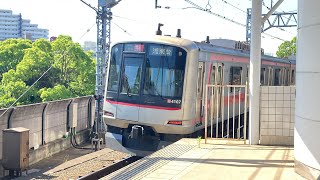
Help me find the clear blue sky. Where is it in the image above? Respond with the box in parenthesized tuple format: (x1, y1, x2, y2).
(0, 0, 297, 55)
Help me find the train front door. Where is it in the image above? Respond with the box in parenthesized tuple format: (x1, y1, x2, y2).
(116, 54, 144, 121)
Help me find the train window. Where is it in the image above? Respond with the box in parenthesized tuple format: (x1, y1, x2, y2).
(217, 65, 223, 84)
(107, 44, 122, 92)
(291, 70, 295, 85)
(143, 45, 186, 98)
(229, 66, 242, 92)
(284, 69, 289, 86)
(246, 68, 249, 83)
(197, 64, 204, 94)
(260, 68, 266, 85)
(282, 69, 286, 86)
(121, 57, 143, 95)
(210, 65, 216, 85)
(274, 69, 281, 86)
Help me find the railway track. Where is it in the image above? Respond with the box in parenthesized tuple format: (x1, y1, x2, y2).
(78, 156, 142, 180)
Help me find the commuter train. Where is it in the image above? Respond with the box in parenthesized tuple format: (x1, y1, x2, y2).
(103, 35, 295, 148)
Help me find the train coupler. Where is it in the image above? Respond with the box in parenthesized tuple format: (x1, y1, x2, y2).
(129, 125, 144, 139)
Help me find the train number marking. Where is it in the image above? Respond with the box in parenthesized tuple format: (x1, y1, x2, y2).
(167, 99, 182, 104)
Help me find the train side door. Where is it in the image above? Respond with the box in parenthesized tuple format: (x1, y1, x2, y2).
(116, 54, 144, 121)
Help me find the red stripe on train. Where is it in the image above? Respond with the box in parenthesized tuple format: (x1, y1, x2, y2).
(223, 93, 246, 104)
(106, 100, 181, 111)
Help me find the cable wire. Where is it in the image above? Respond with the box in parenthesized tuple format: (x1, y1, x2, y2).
(220, 0, 246, 14)
(184, 0, 246, 27)
(0, 23, 96, 118)
(112, 21, 132, 36)
(262, 32, 286, 41)
(113, 14, 139, 22)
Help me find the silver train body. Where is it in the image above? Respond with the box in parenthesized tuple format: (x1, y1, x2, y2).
(103, 36, 295, 138)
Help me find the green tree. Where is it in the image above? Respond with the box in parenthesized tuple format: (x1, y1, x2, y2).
(51, 35, 95, 96)
(0, 39, 32, 80)
(276, 37, 296, 59)
(16, 39, 54, 87)
(39, 85, 74, 102)
(0, 35, 95, 108)
(0, 80, 37, 108)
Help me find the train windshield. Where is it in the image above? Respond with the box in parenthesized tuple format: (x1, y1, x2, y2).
(107, 43, 187, 108)
(144, 45, 185, 98)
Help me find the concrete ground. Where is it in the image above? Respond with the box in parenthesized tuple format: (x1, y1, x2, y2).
(3, 138, 306, 180)
(175, 139, 303, 180)
(104, 139, 306, 180)
(3, 144, 94, 180)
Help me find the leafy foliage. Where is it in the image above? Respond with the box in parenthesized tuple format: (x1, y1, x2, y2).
(0, 39, 32, 80)
(39, 85, 74, 102)
(0, 36, 95, 108)
(276, 37, 296, 59)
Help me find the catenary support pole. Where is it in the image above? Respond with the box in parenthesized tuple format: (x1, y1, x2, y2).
(249, 0, 262, 145)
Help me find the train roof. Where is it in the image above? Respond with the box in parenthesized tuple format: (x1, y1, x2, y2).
(113, 36, 296, 65)
(194, 41, 296, 65)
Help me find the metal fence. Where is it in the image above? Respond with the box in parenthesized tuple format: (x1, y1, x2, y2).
(204, 84, 248, 144)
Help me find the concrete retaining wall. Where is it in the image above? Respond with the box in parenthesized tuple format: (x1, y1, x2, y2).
(72, 96, 91, 132)
(0, 96, 93, 167)
(44, 99, 72, 144)
(0, 108, 12, 159)
(10, 103, 47, 149)
(260, 86, 295, 146)
(29, 129, 89, 165)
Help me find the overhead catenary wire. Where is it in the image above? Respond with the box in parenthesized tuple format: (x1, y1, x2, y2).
(112, 21, 132, 36)
(262, 32, 286, 41)
(220, 0, 246, 14)
(0, 23, 96, 119)
(184, 0, 246, 27)
(155, 0, 288, 42)
(116, 0, 290, 42)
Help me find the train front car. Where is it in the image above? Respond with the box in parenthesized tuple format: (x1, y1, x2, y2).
(103, 37, 198, 151)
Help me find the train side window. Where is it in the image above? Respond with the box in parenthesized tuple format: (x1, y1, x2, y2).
(107, 44, 122, 92)
(260, 68, 266, 85)
(210, 65, 216, 85)
(269, 68, 274, 86)
(197, 64, 204, 95)
(291, 70, 295, 85)
(229, 66, 242, 92)
(274, 68, 281, 86)
(285, 69, 290, 86)
(281, 68, 285, 86)
(246, 68, 249, 83)
(217, 66, 223, 84)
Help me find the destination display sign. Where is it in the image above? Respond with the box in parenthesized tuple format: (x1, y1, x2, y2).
(149, 45, 173, 56)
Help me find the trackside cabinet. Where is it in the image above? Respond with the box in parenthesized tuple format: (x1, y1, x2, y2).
(2, 127, 29, 176)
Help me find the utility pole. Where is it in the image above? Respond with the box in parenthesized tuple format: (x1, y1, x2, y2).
(80, 0, 121, 150)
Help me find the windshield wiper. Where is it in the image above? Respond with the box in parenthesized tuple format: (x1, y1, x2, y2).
(127, 87, 132, 97)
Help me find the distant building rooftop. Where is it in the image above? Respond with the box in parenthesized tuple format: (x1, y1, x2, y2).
(0, 9, 49, 41)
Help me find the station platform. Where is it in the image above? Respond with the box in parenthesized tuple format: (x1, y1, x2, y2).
(103, 139, 304, 180)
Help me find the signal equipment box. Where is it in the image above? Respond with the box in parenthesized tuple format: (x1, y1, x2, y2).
(2, 127, 29, 174)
